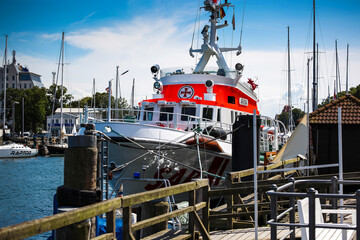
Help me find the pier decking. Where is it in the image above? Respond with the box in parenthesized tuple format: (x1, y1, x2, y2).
(210, 226, 301, 240)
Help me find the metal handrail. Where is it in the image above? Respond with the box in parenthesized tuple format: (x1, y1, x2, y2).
(266, 176, 360, 240)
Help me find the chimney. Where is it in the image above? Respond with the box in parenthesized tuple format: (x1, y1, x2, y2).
(12, 50, 16, 64)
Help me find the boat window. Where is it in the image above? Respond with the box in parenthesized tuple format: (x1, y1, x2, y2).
(181, 107, 196, 121)
(228, 96, 235, 104)
(143, 107, 154, 121)
(217, 108, 221, 122)
(202, 107, 213, 121)
(159, 107, 174, 121)
(231, 111, 234, 123)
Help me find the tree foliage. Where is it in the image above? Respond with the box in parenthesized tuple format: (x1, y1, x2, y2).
(276, 106, 305, 129)
(318, 84, 360, 108)
(1, 86, 132, 133)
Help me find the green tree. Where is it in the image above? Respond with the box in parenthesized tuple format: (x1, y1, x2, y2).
(1, 87, 50, 133)
(276, 106, 305, 129)
(318, 84, 360, 108)
(47, 84, 73, 113)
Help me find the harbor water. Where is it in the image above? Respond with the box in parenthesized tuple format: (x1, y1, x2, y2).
(0, 156, 64, 239)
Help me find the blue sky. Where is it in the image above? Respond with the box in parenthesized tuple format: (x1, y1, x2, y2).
(1, 0, 359, 117)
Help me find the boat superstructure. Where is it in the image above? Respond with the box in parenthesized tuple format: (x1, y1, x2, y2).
(82, 0, 286, 196)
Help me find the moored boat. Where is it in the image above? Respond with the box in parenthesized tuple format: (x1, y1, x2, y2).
(81, 0, 288, 196)
(0, 143, 38, 158)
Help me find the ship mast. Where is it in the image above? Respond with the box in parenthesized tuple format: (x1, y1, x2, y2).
(3, 35, 8, 132)
(312, 0, 317, 111)
(190, 0, 241, 77)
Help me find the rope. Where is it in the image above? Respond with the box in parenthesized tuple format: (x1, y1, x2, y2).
(104, 124, 243, 151)
(239, 0, 246, 47)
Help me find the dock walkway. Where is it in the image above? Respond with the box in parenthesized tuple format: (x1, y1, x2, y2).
(210, 226, 301, 240)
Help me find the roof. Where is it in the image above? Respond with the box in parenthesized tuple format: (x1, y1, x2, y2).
(309, 94, 360, 124)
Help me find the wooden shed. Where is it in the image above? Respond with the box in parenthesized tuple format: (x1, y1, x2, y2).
(309, 94, 360, 174)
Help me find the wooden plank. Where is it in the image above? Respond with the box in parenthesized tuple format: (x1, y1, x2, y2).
(106, 209, 116, 239)
(122, 206, 135, 240)
(91, 233, 114, 240)
(0, 197, 122, 240)
(141, 229, 192, 240)
(193, 211, 211, 240)
(122, 182, 197, 207)
(229, 158, 301, 180)
(132, 206, 193, 231)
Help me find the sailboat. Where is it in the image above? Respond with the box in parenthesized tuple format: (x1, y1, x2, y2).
(47, 32, 68, 155)
(0, 36, 38, 157)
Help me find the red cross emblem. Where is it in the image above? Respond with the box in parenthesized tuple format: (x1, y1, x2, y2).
(178, 86, 194, 99)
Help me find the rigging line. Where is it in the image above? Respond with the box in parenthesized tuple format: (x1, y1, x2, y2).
(230, 7, 235, 68)
(49, 33, 64, 137)
(105, 123, 243, 151)
(195, 0, 202, 65)
(239, 0, 246, 47)
(190, 2, 199, 49)
(315, 10, 329, 98)
(96, 131, 225, 179)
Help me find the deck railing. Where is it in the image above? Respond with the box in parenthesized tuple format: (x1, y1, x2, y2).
(0, 179, 210, 240)
(267, 177, 360, 240)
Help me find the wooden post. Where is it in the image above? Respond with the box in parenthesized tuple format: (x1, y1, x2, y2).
(226, 175, 234, 229)
(56, 132, 100, 239)
(202, 184, 210, 233)
(189, 189, 196, 240)
(140, 201, 169, 238)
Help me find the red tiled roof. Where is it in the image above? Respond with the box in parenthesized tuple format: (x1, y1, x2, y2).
(309, 94, 360, 124)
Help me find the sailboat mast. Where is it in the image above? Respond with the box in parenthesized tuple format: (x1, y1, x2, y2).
(316, 43, 319, 108)
(3, 35, 7, 132)
(131, 78, 135, 109)
(287, 27, 293, 131)
(92, 78, 96, 117)
(312, 0, 317, 111)
(60, 32, 65, 143)
(346, 44, 349, 95)
(115, 66, 119, 110)
(335, 40, 339, 98)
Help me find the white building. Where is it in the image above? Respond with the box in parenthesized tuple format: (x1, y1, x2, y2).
(0, 50, 44, 90)
(46, 108, 103, 136)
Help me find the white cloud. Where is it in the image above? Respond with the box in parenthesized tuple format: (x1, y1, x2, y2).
(10, 16, 360, 118)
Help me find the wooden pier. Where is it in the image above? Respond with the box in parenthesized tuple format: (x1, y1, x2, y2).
(210, 226, 301, 240)
(1, 133, 359, 239)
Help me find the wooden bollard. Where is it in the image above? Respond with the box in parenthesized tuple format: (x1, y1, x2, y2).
(56, 133, 100, 240)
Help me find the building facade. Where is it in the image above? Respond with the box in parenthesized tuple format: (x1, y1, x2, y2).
(0, 50, 44, 91)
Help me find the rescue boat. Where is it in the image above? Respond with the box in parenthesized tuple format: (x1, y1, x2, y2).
(82, 0, 287, 196)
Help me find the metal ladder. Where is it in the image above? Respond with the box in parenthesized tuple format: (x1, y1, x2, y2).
(163, 179, 182, 230)
(99, 139, 110, 200)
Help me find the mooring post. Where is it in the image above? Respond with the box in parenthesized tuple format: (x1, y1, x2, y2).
(56, 124, 100, 239)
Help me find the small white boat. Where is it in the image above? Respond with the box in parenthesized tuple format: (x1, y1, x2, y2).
(0, 143, 38, 158)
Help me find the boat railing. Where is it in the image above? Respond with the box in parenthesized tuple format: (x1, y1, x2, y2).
(88, 108, 233, 141)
